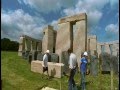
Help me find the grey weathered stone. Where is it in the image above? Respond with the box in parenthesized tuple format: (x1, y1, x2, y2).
(50, 53, 59, 63)
(58, 13, 86, 24)
(55, 22, 72, 63)
(87, 35, 97, 52)
(22, 50, 30, 59)
(42, 25, 56, 53)
(28, 53, 32, 63)
(32, 51, 38, 60)
(73, 19, 87, 66)
(18, 35, 42, 56)
(97, 43, 102, 58)
(112, 43, 119, 56)
(104, 44, 111, 54)
(61, 51, 69, 74)
(99, 52, 111, 72)
(37, 53, 44, 61)
(110, 55, 119, 74)
(90, 54, 98, 76)
(37, 53, 59, 62)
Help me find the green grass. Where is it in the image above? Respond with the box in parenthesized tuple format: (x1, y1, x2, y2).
(1, 51, 119, 90)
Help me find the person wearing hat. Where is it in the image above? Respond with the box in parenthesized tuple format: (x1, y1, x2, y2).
(80, 51, 88, 90)
(42, 50, 50, 78)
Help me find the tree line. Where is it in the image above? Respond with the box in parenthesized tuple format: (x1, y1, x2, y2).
(1, 38, 19, 51)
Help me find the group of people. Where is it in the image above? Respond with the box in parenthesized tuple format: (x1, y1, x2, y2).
(68, 49, 88, 90)
(42, 49, 88, 90)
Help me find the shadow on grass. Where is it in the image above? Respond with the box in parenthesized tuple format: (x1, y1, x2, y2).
(76, 81, 90, 90)
(35, 84, 48, 90)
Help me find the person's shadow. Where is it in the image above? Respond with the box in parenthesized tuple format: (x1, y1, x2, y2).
(76, 81, 90, 90)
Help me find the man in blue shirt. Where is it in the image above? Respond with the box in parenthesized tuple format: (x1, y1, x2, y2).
(80, 51, 88, 90)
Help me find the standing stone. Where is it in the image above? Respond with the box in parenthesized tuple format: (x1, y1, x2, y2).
(73, 19, 87, 67)
(112, 43, 119, 56)
(104, 44, 111, 54)
(90, 52, 98, 76)
(18, 36, 25, 56)
(97, 43, 102, 58)
(61, 51, 69, 74)
(31, 41, 36, 51)
(87, 35, 97, 52)
(32, 51, 38, 60)
(28, 52, 32, 64)
(50, 53, 59, 63)
(42, 25, 56, 53)
(99, 52, 111, 72)
(36, 42, 42, 52)
(55, 22, 72, 63)
(37, 53, 44, 61)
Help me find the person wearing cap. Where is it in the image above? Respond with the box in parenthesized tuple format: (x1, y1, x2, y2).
(80, 51, 88, 90)
(68, 49, 78, 90)
(42, 50, 50, 78)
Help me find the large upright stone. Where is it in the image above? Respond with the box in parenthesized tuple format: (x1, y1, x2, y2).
(18, 35, 42, 56)
(55, 22, 72, 63)
(42, 25, 56, 53)
(104, 44, 111, 54)
(56, 13, 87, 63)
(90, 54, 98, 76)
(73, 17, 87, 65)
(112, 43, 119, 56)
(61, 51, 69, 74)
(97, 43, 102, 58)
(18, 36, 25, 56)
(25, 39, 31, 51)
(36, 41, 42, 52)
(87, 35, 97, 53)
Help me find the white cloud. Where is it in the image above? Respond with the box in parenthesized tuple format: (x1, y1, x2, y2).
(104, 23, 119, 40)
(50, 20, 58, 30)
(62, 0, 107, 33)
(105, 23, 119, 33)
(62, 0, 118, 33)
(1, 9, 46, 41)
(17, 0, 77, 13)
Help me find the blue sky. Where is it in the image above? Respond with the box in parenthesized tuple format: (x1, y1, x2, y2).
(1, 0, 119, 42)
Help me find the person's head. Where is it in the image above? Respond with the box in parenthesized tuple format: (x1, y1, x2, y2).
(46, 50, 50, 54)
(68, 49, 72, 55)
(83, 51, 88, 58)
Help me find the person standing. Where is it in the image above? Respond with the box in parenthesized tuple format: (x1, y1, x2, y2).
(68, 49, 78, 90)
(80, 51, 88, 90)
(42, 50, 50, 78)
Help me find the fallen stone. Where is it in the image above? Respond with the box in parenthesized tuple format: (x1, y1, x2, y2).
(31, 60, 64, 78)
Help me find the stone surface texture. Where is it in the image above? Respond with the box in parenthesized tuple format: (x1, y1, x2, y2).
(31, 61, 64, 78)
(55, 22, 72, 63)
(42, 25, 56, 53)
(73, 19, 87, 66)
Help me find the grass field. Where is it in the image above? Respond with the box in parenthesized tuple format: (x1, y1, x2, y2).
(1, 51, 119, 90)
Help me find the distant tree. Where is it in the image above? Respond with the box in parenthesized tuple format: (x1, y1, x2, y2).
(1, 38, 19, 51)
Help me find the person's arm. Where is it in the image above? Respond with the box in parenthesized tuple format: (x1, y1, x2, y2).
(80, 58, 82, 68)
(42, 54, 46, 67)
(69, 57, 72, 69)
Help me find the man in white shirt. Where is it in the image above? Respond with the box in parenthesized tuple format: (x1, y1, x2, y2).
(68, 49, 78, 90)
(42, 50, 50, 78)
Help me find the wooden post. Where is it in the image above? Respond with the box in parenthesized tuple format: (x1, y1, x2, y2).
(111, 67, 113, 90)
